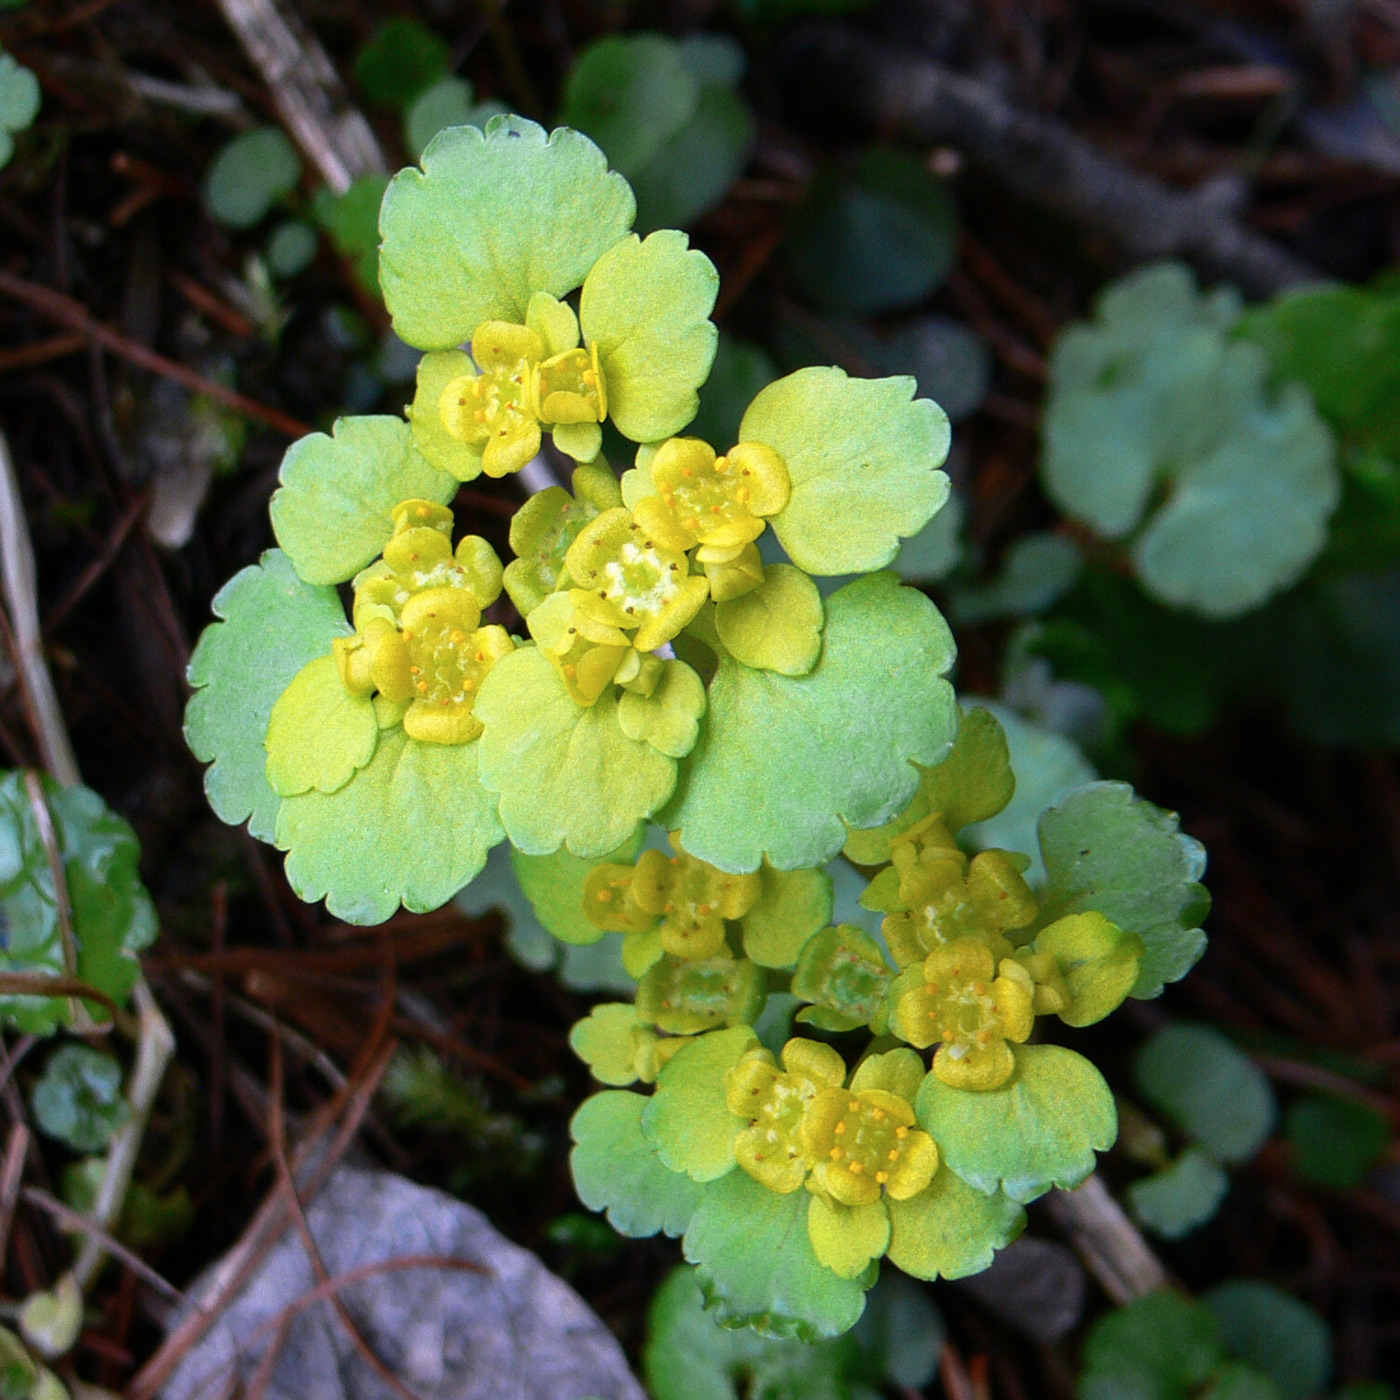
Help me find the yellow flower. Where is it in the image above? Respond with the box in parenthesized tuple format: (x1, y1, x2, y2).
(440, 321, 547, 478)
(802, 1083, 939, 1208)
(564, 507, 710, 653)
(725, 1039, 847, 1194)
(889, 939, 1036, 1091)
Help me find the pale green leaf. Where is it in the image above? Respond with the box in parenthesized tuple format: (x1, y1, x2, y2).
(683, 1168, 871, 1342)
(186, 550, 352, 840)
(1080, 1290, 1224, 1400)
(915, 1043, 1117, 1203)
(0, 774, 157, 1034)
(477, 647, 678, 856)
(408, 350, 484, 481)
(667, 572, 956, 873)
(885, 1167, 1024, 1280)
(642, 1025, 756, 1181)
(714, 564, 823, 676)
(30, 1045, 129, 1153)
(204, 126, 301, 230)
(1037, 781, 1210, 999)
(807, 1196, 889, 1279)
(380, 117, 635, 350)
(618, 659, 707, 757)
(1204, 1282, 1331, 1400)
(746, 368, 950, 576)
(510, 826, 645, 945)
(275, 728, 504, 925)
(269, 416, 456, 586)
(581, 229, 719, 442)
(570, 1003, 646, 1085)
(403, 77, 506, 160)
(740, 866, 832, 968)
(1127, 1148, 1230, 1240)
(1135, 1024, 1276, 1165)
(949, 533, 1082, 625)
(264, 655, 377, 798)
(571, 1090, 706, 1237)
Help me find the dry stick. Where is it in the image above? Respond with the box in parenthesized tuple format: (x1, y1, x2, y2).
(783, 24, 1320, 297)
(0, 1124, 30, 1264)
(212, 0, 386, 194)
(0, 432, 79, 786)
(0, 272, 310, 439)
(1044, 1173, 1169, 1305)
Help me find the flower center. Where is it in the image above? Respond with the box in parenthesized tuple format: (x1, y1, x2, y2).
(600, 539, 680, 618)
(405, 613, 490, 711)
(922, 967, 1001, 1058)
(824, 1094, 909, 1186)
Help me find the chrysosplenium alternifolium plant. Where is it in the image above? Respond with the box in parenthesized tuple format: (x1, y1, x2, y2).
(186, 118, 1211, 1340)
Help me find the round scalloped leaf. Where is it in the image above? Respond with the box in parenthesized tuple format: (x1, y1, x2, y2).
(617, 659, 707, 758)
(714, 564, 823, 676)
(915, 1044, 1117, 1203)
(380, 117, 635, 350)
(666, 572, 956, 873)
(264, 655, 378, 798)
(581, 229, 719, 442)
(269, 416, 456, 586)
(683, 1168, 871, 1342)
(1036, 781, 1209, 999)
(510, 826, 645, 945)
(1080, 1290, 1224, 1400)
(186, 550, 352, 841)
(570, 1091, 706, 1238)
(476, 647, 678, 857)
(1203, 1281, 1331, 1400)
(642, 1025, 757, 1182)
(743, 368, 950, 576)
(740, 865, 833, 968)
(1126, 1148, 1230, 1240)
(0, 774, 157, 1034)
(886, 1168, 1025, 1280)
(274, 727, 503, 925)
(1131, 385, 1337, 619)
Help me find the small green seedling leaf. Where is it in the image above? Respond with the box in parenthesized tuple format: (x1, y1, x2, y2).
(950, 534, 1082, 625)
(30, 1045, 129, 1153)
(186, 550, 352, 840)
(1203, 1281, 1332, 1400)
(915, 1043, 1117, 1202)
(0, 50, 41, 169)
(0, 773, 157, 1034)
(265, 220, 318, 278)
(313, 173, 390, 292)
(204, 127, 302, 230)
(403, 77, 506, 160)
(1080, 1290, 1224, 1400)
(667, 573, 956, 872)
(354, 19, 450, 109)
(380, 117, 635, 351)
(1284, 1093, 1390, 1190)
(269, 416, 456, 586)
(1127, 1148, 1230, 1240)
(1135, 1024, 1276, 1165)
(571, 1091, 705, 1238)
(1037, 781, 1210, 999)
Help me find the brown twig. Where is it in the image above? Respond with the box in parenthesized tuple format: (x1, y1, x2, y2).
(1044, 1173, 1169, 1304)
(0, 1122, 30, 1265)
(0, 271, 310, 438)
(0, 333, 87, 375)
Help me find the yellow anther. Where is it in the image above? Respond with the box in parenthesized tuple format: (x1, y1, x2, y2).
(849, 1161, 864, 1175)
(888, 1148, 901, 1161)
(563, 664, 577, 678)
(834, 1122, 847, 1136)
(450, 630, 466, 643)
(974, 981, 987, 996)
(596, 890, 613, 904)
(410, 666, 421, 675)
(875, 1170, 889, 1184)
(872, 1108, 886, 1123)
(829, 1147, 843, 1160)
(895, 1126, 909, 1139)
(416, 681, 429, 693)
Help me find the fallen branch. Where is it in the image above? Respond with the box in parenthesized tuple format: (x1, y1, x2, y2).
(1044, 1173, 1169, 1305)
(778, 23, 1320, 296)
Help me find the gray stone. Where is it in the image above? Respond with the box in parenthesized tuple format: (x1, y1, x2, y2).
(159, 1163, 645, 1400)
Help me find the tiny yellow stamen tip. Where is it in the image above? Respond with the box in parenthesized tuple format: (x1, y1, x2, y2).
(829, 1147, 843, 1160)
(977, 1031, 992, 1045)
(476, 652, 486, 662)
(942, 1030, 955, 1043)
(596, 890, 613, 903)
(895, 1125, 909, 1138)
(888, 1148, 901, 1160)
(974, 981, 987, 996)
(834, 1122, 846, 1136)
(872, 1109, 886, 1122)
(410, 666, 421, 674)
(474, 410, 487, 423)
(875, 1171, 889, 1184)
(563, 665, 577, 677)
(849, 1161, 864, 1175)
(416, 682, 429, 693)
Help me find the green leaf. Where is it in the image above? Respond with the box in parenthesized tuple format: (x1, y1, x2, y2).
(1126, 1149, 1230, 1240)
(403, 78, 507, 161)
(843, 704, 1013, 866)
(354, 19, 450, 109)
(746, 368, 950, 576)
(893, 488, 964, 583)
(714, 566, 823, 676)
(570, 1091, 706, 1237)
(1135, 1024, 1276, 1165)
(275, 727, 504, 925)
(885, 1167, 1024, 1280)
(570, 1002, 646, 1085)
(265, 220, 318, 278)
(786, 150, 958, 316)
(269, 416, 456, 586)
(313, 174, 390, 292)
(1203, 1281, 1332, 1400)
(30, 1045, 129, 1153)
(740, 865, 832, 968)
(204, 126, 301, 230)
(560, 35, 699, 180)
(510, 827, 645, 945)
(0, 51, 39, 170)
(1036, 781, 1210, 999)
(476, 647, 679, 857)
(581, 229, 719, 442)
(683, 1168, 871, 1342)
(1206, 1364, 1286, 1400)
(949, 534, 1082, 625)
(883, 316, 991, 424)
(264, 655, 377, 798)
(1080, 1290, 1224, 1400)
(851, 1272, 944, 1389)
(642, 1025, 757, 1181)
(380, 117, 635, 351)
(617, 659, 708, 758)
(186, 550, 352, 840)
(960, 700, 1096, 885)
(915, 1043, 1117, 1202)
(667, 572, 956, 872)
(1284, 1093, 1390, 1190)
(0, 773, 157, 1034)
